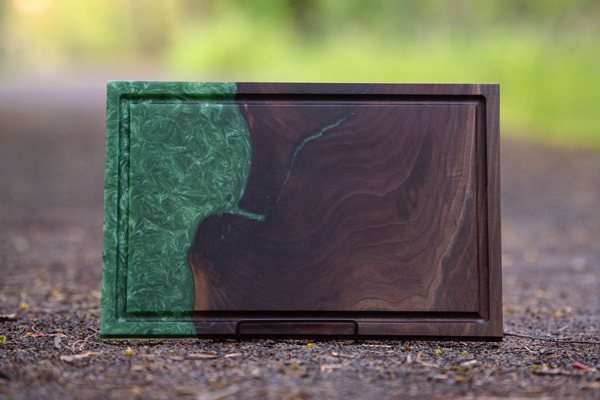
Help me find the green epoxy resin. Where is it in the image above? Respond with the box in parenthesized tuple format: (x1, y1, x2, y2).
(101, 81, 252, 336)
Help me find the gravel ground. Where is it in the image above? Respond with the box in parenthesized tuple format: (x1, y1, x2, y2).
(0, 91, 598, 399)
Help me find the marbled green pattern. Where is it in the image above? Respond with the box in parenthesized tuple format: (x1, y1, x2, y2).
(101, 81, 251, 337)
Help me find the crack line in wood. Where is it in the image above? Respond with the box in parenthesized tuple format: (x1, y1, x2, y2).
(275, 112, 356, 204)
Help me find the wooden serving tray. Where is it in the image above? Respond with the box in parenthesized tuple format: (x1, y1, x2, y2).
(101, 82, 501, 339)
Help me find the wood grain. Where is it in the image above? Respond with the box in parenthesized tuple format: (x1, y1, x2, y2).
(188, 83, 501, 338)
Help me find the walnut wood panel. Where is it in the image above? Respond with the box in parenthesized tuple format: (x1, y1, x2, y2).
(188, 83, 501, 338)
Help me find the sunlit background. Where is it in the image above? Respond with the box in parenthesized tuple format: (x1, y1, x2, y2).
(2, 0, 600, 227)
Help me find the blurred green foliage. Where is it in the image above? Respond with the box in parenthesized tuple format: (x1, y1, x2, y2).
(1, 0, 599, 148)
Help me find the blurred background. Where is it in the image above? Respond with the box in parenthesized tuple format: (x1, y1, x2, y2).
(2, 0, 600, 142)
(0, 0, 599, 229)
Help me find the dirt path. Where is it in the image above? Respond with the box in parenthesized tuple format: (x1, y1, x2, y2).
(0, 93, 598, 398)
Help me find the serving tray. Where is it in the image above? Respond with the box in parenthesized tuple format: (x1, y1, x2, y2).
(101, 82, 501, 339)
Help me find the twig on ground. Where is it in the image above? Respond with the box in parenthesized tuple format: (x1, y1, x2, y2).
(60, 352, 101, 362)
(331, 352, 354, 359)
(186, 353, 221, 360)
(70, 339, 84, 353)
(532, 369, 587, 377)
(522, 345, 537, 353)
(71, 333, 96, 353)
(504, 332, 600, 345)
(415, 352, 440, 368)
(31, 324, 42, 335)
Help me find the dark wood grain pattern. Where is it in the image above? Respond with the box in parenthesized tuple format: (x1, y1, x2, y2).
(188, 83, 501, 338)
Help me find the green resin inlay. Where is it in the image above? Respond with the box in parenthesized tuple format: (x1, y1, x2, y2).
(101, 81, 253, 337)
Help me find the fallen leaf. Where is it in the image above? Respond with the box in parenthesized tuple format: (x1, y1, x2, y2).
(175, 387, 199, 396)
(60, 352, 100, 362)
(19, 302, 29, 311)
(434, 348, 442, 355)
(307, 342, 315, 349)
(0, 335, 6, 343)
(123, 347, 134, 357)
(572, 361, 595, 371)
